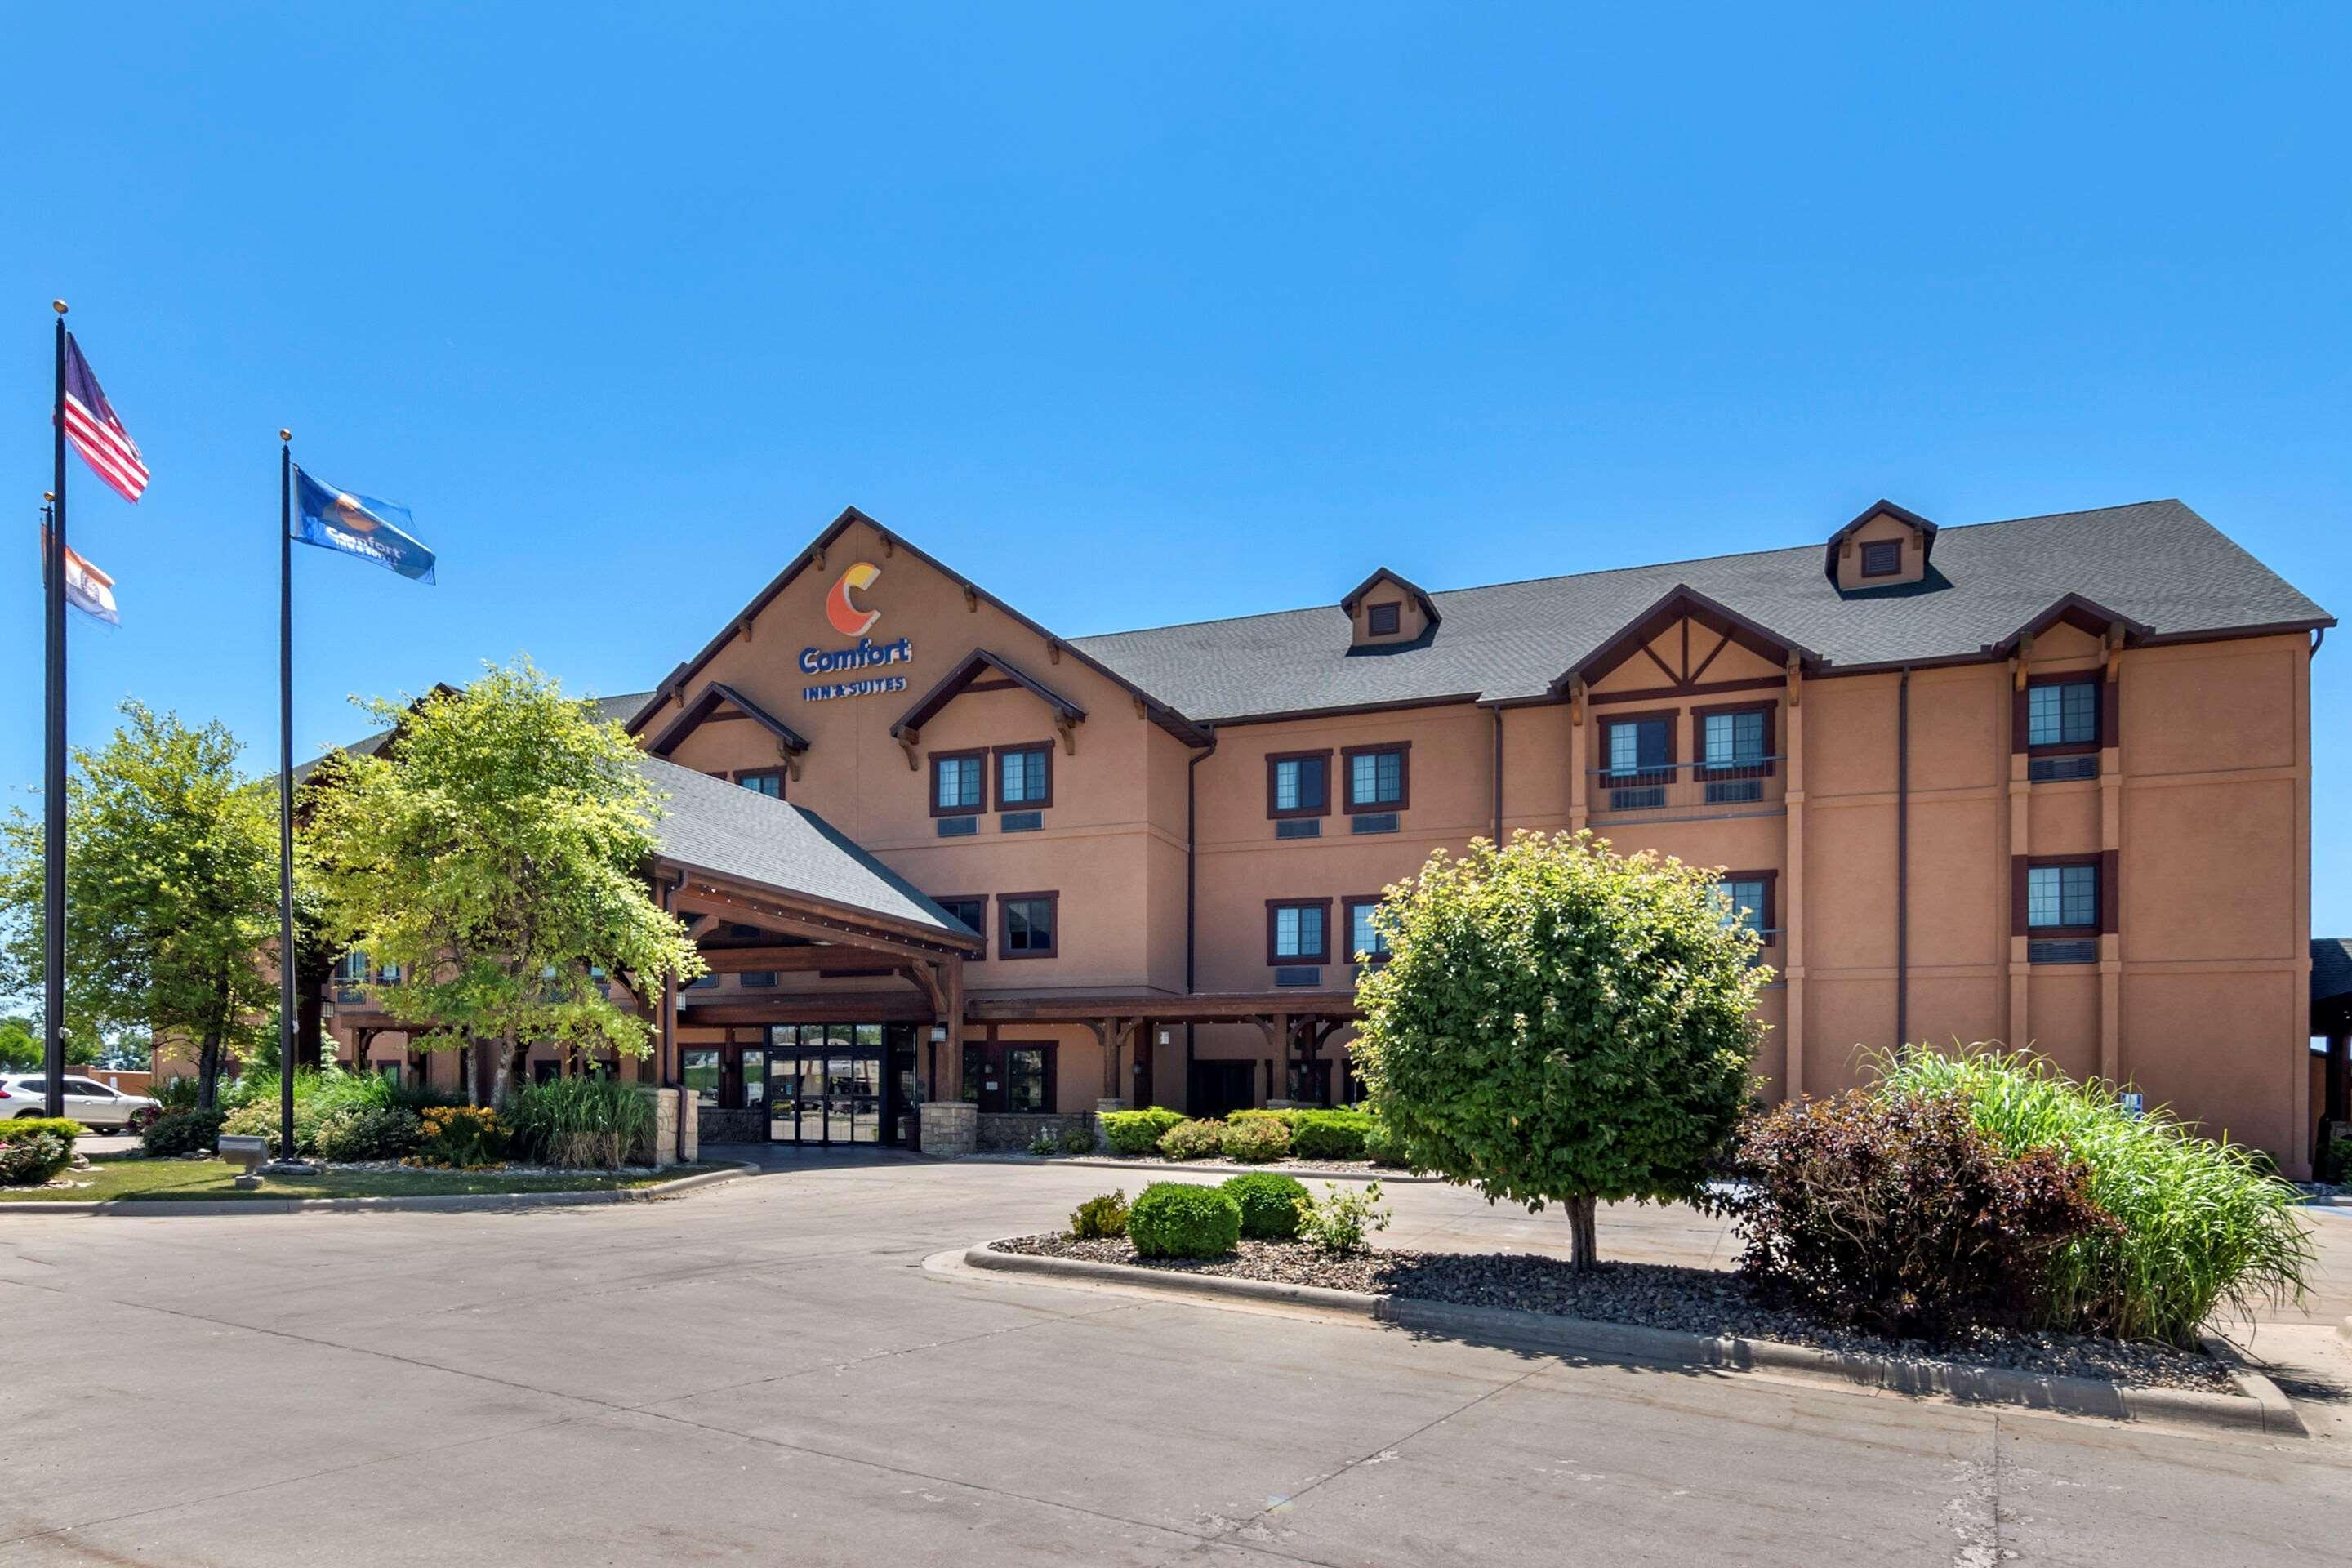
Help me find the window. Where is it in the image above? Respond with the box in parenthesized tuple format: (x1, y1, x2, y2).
(2027, 680, 2099, 748)
(682, 1048, 722, 1106)
(684, 971, 718, 989)
(1000, 893, 1058, 959)
(1343, 744, 1409, 813)
(1343, 897, 1389, 964)
(1003, 1046, 1049, 1112)
(741, 971, 777, 988)
(737, 769, 785, 799)
(931, 750, 985, 816)
(994, 744, 1052, 809)
(936, 896, 988, 960)
(1604, 716, 1673, 777)
(2026, 862, 2099, 933)
(379, 1062, 403, 1087)
(1366, 600, 1401, 635)
(334, 951, 369, 983)
(1860, 538, 1902, 577)
(1713, 873, 1775, 942)
(1267, 751, 1331, 819)
(1700, 709, 1766, 770)
(1267, 898, 1331, 964)
(964, 1040, 1057, 1113)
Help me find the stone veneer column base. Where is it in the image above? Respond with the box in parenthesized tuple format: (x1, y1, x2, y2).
(921, 1101, 978, 1159)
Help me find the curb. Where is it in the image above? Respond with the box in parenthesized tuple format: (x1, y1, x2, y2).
(966, 1155, 1439, 1184)
(964, 1242, 2305, 1437)
(0, 1162, 757, 1217)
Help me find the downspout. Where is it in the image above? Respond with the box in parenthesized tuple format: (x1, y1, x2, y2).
(1490, 706, 1504, 842)
(1185, 733, 1217, 1100)
(1896, 666, 1910, 1052)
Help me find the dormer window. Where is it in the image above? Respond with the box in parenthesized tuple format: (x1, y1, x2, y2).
(1366, 601, 1401, 636)
(1341, 568, 1439, 649)
(1825, 500, 1938, 590)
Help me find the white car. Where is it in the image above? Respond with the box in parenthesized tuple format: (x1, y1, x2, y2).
(0, 1073, 162, 1131)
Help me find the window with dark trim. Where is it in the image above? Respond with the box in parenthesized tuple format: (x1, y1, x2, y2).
(2014, 673, 2113, 759)
(1342, 743, 1410, 812)
(935, 895, 988, 960)
(1366, 600, 1401, 636)
(930, 749, 986, 816)
(1267, 898, 1331, 964)
(735, 768, 786, 800)
(1601, 713, 1675, 777)
(1267, 750, 1331, 818)
(740, 970, 777, 988)
(1713, 871, 1777, 943)
(1342, 896, 1389, 964)
(1000, 893, 1058, 959)
(961, 1040, 1057, 1114)
(682, 1048, 721, 1107)
(2025, 861, 2099, 934)
(993, 743, 1053, 810)
(1860, 538, 1902, 578)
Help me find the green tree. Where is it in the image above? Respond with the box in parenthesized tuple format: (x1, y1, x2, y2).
(0, 1015, 37, 1073)
(0, 704, 279, 1107)
(302, 659, 703, 1104)
(1353, 831, 1768, 1271)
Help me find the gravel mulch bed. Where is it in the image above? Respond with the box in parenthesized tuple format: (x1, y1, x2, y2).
(991, 1234, 2236, 1394)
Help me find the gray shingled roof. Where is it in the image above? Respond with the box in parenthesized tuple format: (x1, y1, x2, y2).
(1068, 501, 2332, 722)
(2316, 938, 2352, 1008)
(639, 755, 975, 941)
(294, 691, 657, 786)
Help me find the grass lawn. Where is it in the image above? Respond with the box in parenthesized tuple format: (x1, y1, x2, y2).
(1, 1156, 737, 1203)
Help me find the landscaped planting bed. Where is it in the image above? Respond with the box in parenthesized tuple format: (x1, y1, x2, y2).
(987, 1233, 2239, 1393)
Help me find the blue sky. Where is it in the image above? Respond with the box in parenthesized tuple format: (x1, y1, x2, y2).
(3, 4, 2347, 933)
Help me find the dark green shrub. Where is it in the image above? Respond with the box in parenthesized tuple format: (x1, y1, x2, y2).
(221, 1098, 332, 1157)
(141, 1107, 226, 1157)
(1102, 1107, 1184, 1156)
(501, 1078, 653, 1168)
(1362, 1114, 1405, 1167)
(1059, 1124, 1095, 1155)
(1219, 1116, 1293, 1164)
(0, 1116, 82, 1152)
(1069, 1189, 1130, 1239)
(1026, 1129, 1061, 1156)
(1127, 1182, 1242, 1258)
(1156, 1118, 1226, 1161)
(152, 1074, 200, 1111)
(1733, 1088, 2115, 1342)
(314, 1105, 425, 1164)
(1289, 1110, 1373, 1160)
(0, 1131, 70, 1185)
(2323, 1136, 2352, 1186)
(1221, 1171, 1310, 1239)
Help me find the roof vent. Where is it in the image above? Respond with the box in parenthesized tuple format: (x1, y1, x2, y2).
(1340, 568, 1439, 649)
(1825, 500, 1937, 590)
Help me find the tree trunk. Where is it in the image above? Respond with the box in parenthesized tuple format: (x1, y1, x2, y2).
(488, 1037, 513, 1107)
(196, 1025, 224, 1111)
(1565, 1193, 1599, 1272)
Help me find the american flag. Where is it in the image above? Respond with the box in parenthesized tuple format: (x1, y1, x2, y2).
(61, 332, 149, 502)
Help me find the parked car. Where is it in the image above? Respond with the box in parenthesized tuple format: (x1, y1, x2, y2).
(0, 1073, 162, 1131)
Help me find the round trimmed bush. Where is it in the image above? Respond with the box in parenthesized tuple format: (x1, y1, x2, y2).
(1218, 1116, 1293, 1164)
(1221, 1171, 1310, 1239)
(1126, 1182, 1242, 1258)
(1289, 1110, 1372, 1160)
(1156, 1118, 1225, 1161)
(1102, 1107, 1185, 1156)
(0, 1131, 70, 1186)
(140, 1107, 225, 1157)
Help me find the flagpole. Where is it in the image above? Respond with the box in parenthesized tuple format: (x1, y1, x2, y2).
(277, 432, 300, 1168)
(42, 302, 68, 1120)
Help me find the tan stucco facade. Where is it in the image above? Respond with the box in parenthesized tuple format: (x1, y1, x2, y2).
(312, 505, 2326, 1174)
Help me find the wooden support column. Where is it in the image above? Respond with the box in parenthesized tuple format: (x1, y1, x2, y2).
(938, 953, 965, 1102)
(1567, 678, 1589, 834)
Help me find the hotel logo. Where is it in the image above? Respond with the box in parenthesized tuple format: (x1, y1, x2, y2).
(826, 561, 884, 637)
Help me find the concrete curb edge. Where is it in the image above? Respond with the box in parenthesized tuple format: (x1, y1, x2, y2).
(964, 1241, 2305, 1438)
(0, 1162, 758, 1218)
(964, 1155, 1439, 1184)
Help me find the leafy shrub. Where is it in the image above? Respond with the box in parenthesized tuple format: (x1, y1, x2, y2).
(1102, 1107, 1185, 1156)
(1127, 1182, 1242, 1258)
(1059, 1125, 1096, 1155)
(1355, 831, 1765, 1270)
(412, 1105, 506, 1168)
(1027, 1130, 1061, 1156)
(1877, 1047, 2316, 1346)
(1734, 1088, 2114, 1341)
(1070, 1189, 1130, 1239)
(0, 1116, 82, 1152)
(0, 1131, 70, 1186)
(1288, 1110, 1373, 1160)
(501, 1077, 653, 1168)
(2323, 1136, 2352, 1187)
(1219, 1116, 1294, 1164)
(1362, 1115, 1406, 1167)
(141, 1107, 225, 1156)
(1297, 1182, 1391, 1254)
(313, 1105, 424, 1164)
(152, 1074, 200, 1111)
(1222, 1171, 1310, 1239)
(1156, 1119, 1226, 1161)
(221, 1098, 332, 1157)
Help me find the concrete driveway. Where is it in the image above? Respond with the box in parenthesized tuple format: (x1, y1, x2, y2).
(2, 1161, 2348, 1566)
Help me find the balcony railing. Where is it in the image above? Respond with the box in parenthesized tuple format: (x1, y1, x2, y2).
(1589, 757, 1786, 820)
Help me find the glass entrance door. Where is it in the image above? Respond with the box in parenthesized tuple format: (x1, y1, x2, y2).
(764, 1024, 890, 1145)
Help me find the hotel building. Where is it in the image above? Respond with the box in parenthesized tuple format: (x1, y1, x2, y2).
(310, 498, 2335, 1176)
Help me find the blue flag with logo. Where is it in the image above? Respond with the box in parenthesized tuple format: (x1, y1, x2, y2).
(292, 466, 435, 583)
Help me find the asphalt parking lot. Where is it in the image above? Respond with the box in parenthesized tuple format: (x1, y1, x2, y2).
(3, 1159, 2348, 1566)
